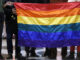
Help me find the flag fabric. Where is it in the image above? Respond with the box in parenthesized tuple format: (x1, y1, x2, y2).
(14, 2, 80, 47)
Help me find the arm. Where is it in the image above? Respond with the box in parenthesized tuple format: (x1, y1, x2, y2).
(3, 1, 14, 15)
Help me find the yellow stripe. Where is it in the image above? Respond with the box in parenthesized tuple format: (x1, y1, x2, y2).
(17, 15, 80, 25)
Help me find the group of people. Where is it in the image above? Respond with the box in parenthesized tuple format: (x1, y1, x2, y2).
(0, 0, 50, 59)
(45, 47, 80, 59)
(0, 0, 80, 60)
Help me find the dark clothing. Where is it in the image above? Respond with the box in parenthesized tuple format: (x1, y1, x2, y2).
(5, 14, 20, 54)
(0, 12, 4, 54)
(4, 5, 16, 32)
(4, 0, 17, 2)
(49, 48, 57, 58)
(38, 0, 50, 3)
(4, 5, 21, 55)
(0, 12, 4, 22)
(21, 0, 38, 3)
(62, 47, 67, 58)
(21, 0, 50, 3)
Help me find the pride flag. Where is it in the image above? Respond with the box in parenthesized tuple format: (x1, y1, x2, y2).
(14, 2, 80, 47)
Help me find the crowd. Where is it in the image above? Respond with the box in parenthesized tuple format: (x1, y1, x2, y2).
(0, 0, 80, 60)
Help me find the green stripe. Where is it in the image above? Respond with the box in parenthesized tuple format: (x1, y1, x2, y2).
(18, 23, 80, 33)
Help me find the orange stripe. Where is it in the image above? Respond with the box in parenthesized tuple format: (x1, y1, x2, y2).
(16, 8, 80, 17)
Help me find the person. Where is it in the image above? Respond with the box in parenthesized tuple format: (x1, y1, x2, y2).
(0, 0, 5, 59)
(3, 1, 22, 59)
(64, 46, 80, 59)
(48, 48, 57, 59)
(43, 48, 51, 57)
(43, 47, 67, 59)
(62, 47, 67, 58)
(67, 46, 76, 59)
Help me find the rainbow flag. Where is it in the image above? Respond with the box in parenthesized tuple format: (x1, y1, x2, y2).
(14, 2, 80, 47)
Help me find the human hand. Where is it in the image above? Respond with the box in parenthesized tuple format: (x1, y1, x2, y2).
(3, 1, 13, 7)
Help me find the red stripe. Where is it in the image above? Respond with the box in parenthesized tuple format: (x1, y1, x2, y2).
(14, 2, 80, 11)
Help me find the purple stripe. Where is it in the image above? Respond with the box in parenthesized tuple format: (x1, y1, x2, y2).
(18, 30, 80, 47)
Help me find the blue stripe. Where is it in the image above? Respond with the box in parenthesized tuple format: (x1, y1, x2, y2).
(18, 23, 80, 33)
(18, 30, 80, 47)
